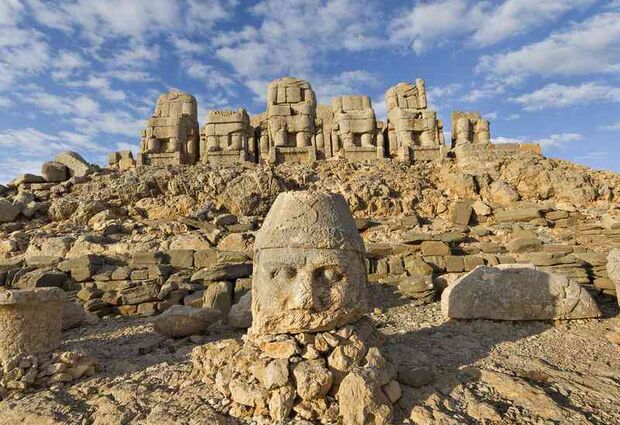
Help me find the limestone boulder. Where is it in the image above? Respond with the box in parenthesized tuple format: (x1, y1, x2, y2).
(441, 266, 601, 320)
(41, 161, 69, 183)
(219, 170, 284, 217)
(153, 305, 221, 338)
(0, 199, 20, 223)
(228, 291, 252, 329)
(55, 151, 93, 177)
(62, 300, 86, 330)
(607, 249, 620, 305)
(487, 180, 520, 204)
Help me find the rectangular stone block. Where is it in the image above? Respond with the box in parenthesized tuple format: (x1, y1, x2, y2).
(194, 249, 218, 268)
(421, 241, 451, 256)
(286, 87, 301, 103)
(445, 256, 464, 273)
(463, 256, 485, 271)
(167, 250, 195, 268)
(120, 281, 160, 305)
(131, 251, 164, 267)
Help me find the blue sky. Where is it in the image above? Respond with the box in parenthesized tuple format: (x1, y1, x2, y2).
(0, 0, 619, 184)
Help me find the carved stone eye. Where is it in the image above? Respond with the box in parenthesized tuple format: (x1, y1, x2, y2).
(315, 267, 343, 284)
(271, 266, 296, 280)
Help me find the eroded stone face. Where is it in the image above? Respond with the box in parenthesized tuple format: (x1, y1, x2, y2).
(451, 111, 491, 148)
(252, 247, 368, 335)
(249, 191, 368, 336)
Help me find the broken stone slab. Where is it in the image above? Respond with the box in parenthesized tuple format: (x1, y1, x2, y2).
(120, 281, 160, 305)
(13, 269, 68, 289)
(494, 208, 542, 223)
(441, 266, 601, 320)
(420, 241, 451, 256)
(11, 174, 46, 186)
(41, 161, 69, 183)
(191, 263, 252, 282)
(153, 305, 221, 338)
(0, 199, 20, 223)
(451, 200, 473, 226)
(54, 151, 93, 177)
(607, 249, 620, 306)
(0, 288, 66, 361)
(507, 237, 543, 253)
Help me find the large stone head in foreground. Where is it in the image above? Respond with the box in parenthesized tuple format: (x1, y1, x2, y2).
(250, 191, 368, 336)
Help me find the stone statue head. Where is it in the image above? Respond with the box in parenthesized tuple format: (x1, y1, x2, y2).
(250, 191, 369, 336)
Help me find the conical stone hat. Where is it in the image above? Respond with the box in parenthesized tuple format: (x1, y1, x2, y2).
(254, 191, 365, 253)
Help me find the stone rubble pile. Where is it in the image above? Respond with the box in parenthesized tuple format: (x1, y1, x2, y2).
(1, 350, 98, 396)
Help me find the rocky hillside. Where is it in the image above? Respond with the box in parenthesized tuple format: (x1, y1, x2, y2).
(0, 151, 619, 424)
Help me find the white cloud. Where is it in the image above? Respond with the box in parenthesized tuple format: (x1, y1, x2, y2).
(0, 0, 24, 25)
(388, 0, 592, 53)
(51, 51, 87, 80)
(470, 0, 593, 47)
(104, 70, 156, 82)
(493, 133, 583, 149)
(170, 36, 206, 55)
(512, 82, 620, 110)
(0, 127, 104, 156)
(27, 0, 74, 32)
(25, 92, 99, 117)
(62, 0, 181, 39)
(313, 71, 380, 104)
(215, 0, 384, 86)
(478, 12, 620, 80)
(67, 76, 127, 101)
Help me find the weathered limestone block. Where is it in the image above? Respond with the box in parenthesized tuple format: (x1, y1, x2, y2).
(450, 111, 491, 148)
(250, 191, 368, 336)
(201, 109, 256, 164)
(331, 95, 383, 161)
(153, 305, 221, 338)
(0, 199, 20, 223)
(260, 77, 318, 163)
(138, 91, 199, 166)
(0, 288, 66, 361)
(385, 79, 444, 162)
(441, 266, 601, 320)
(607, 249, 620, 305)
(229, 291, 252, 329)
(41, 161, 69, 183)
(55, 151, 93, 177)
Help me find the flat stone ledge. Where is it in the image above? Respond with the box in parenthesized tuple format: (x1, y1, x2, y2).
(0, 287, 66, 305)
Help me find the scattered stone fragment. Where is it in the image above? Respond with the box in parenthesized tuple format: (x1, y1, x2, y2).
(441, 266, 601, 320)
(153, 305, 221, 338)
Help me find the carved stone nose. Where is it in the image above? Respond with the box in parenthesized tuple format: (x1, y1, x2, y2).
(288, 271, 316, 310)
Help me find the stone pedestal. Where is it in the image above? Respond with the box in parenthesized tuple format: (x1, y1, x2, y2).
(0, 288, 66, 361)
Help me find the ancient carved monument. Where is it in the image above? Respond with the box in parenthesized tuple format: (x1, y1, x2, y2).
(132, 77, 537, 166)
(250, 191, 369, 335)
(331, 95, 384, 161)
(0, 288, 65, 361)
(192, 191, 398, 424)
(138, 91, 200, 166)
(385, 79, 445, 162)
(260, 77, 318, 164)
(200, 109, 256, 164)
(450, 111, 491, 148)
